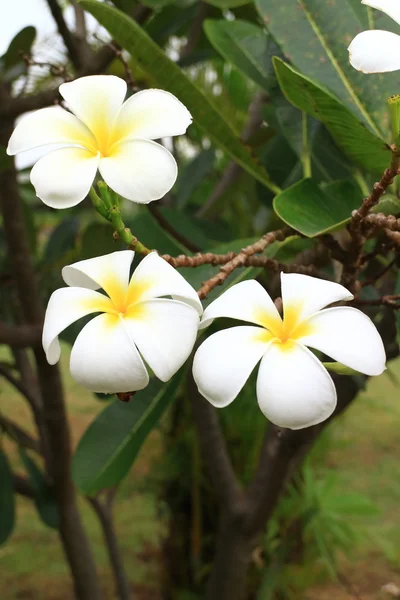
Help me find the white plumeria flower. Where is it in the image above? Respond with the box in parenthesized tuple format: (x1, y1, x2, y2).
(43, 250, 202, 393)
(7, 75, 192, 208)
(193, 274, 386, 430)
(348, 1, 400, 73)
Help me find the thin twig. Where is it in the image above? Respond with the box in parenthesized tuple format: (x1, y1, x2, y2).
(148, 203, 201, 253)
(46, 0, 83, 70)
(197, 228, 290, 299)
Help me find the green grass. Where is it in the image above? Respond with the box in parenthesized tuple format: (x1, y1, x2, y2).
(1, 345, 400, 599)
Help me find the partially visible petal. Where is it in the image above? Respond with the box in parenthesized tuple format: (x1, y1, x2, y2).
(199, 279, 282, 333)
(70, 313, 149, 393)
(300, 307, 386, 376)
(7, 106, 97, 156)
(42, 287, 115, 365)
(362, 0, 400, 26)
(125, 298, 199, 382)
(281, 273, 353, 328)
(348, 30, 400, 73)
(193, 326, 271, 407)
(62, 251, 134, 310)
(127, 252, 202, 315)
(59, 75, 127, 152)
(30, 147, 99, 208)
(99, 139, 177, 203)
(257, 342, 336, 429)
(111, 89, 192, 144)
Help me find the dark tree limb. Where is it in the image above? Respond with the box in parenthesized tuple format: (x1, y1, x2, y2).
(89, 488, 131, 600)
(0, 415, 41, 454)
(0, 320, 42, 348)
(46, 0, 85, 70)
(13, 473, 35, 498)
(197, 91, 269, 218)
(0, 109, 102, 600)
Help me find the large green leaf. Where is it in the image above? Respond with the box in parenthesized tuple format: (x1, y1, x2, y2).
(204, 0, 250, 8)
(72, 374, 182, 495)
(0, 450, 15, 545)
(19, 449, 59, 529)
(0, 26, 36, 82)
(204, 19, 269, 91)
(273, 178, 362, 237)
(255, 0, 397, 135)
(80, 0, 280, 194)
(273, 58, 390, 174)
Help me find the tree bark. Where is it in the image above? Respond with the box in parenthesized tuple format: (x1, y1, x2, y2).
(0, 109, 102, 600)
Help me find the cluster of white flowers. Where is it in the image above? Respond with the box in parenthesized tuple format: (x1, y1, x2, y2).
(8, 73, 386, 431)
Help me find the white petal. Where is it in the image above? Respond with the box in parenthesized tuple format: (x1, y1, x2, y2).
(98, 139, 177, 203)
(111, 89, 192, 144)
(62, 251, 134, 309)
(362, 0, 400, 26)
(42, 287, 115, 365)
(6, 106, 97, 156)
(30, 147, 99, 208)
(193, 326, 270, 407)
(70, 313, 149, 393)
(256, 342, 336, 430)
(281, 273, 353, 326)
(125, 298, 199, 382)
(199, 279, 282, 332)
(348, 30, 400, 73)
(59, 75, 126, 152)
(127, 252, 202, 315)
(300, 307, 386, 376)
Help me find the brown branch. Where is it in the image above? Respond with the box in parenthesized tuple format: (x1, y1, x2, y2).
(0, 364, 41, 410)
(361, 257, 396, 288)
(365, 213, 400, 232)
(0, 112, 101, 599)
(196, 91, 269, 218)
(0, 320, 42, 348)
(352, 294, 400, 308)
(197, 227, 290, 299)
(13, 473, 35, 498)
(89, 488, 131, 600)
(188, 371, 242, 510)
(0, 415, 41, 454)
(342, 163, 399, 291)
(46, 0, 84, 70)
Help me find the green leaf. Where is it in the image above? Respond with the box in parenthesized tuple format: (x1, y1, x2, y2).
(273, 58, 390, 175)
(44, 217, 79, 264)
(19, 449, 59, 529)
(176, 149, 215, 209)
(204, 19, 269, 91)
(273, 178, 361, 237)
(80, 0, 280, 194)
(0, 449, 15, 545)
(2, 26, 36, 69)
(126, 211, 187, 254)
(256, 0, 397, 135)
(72, 374, 182, 495)
(322, 362, 360, 376)
(157, 207, 211, 250)
(80, 222, 125, 259)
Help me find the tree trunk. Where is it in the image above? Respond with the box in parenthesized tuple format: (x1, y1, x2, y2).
(205, 512, 255, 600)
(0, 106, 102, 600)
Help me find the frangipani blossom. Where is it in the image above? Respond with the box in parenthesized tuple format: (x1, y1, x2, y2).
(7, 75, 192, 208)
(193, 274, 386, 430)
(348, 1, 400, 73)
(43, 250, 202, 393)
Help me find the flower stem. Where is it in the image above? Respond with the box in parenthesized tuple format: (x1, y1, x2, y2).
(108, 205, 151, 255)
(89, 186, 108, 219)
(388, 95, 400, 148)
(89, 184, 151, 255)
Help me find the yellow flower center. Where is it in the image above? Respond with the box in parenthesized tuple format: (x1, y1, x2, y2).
(254, 303, 315, 351)
(82, 274, 153, 321)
